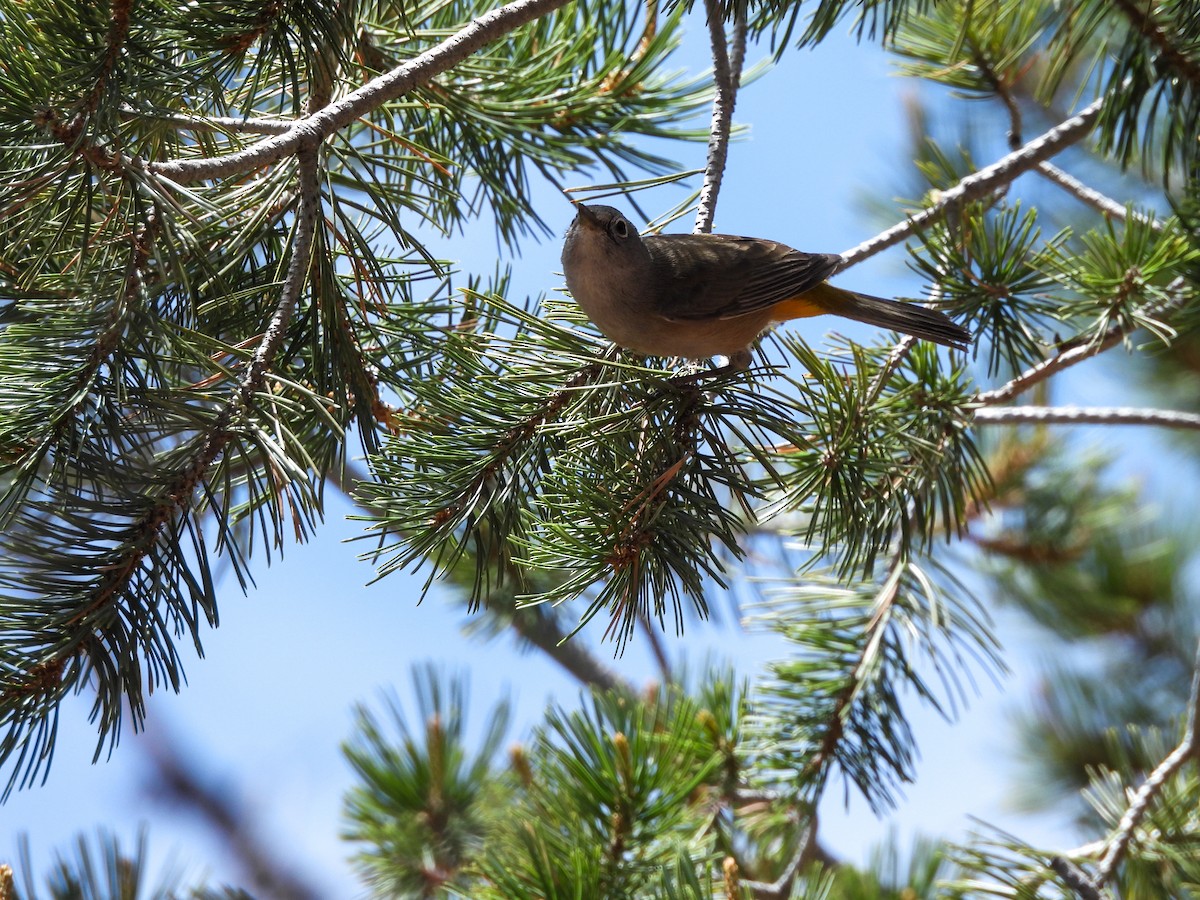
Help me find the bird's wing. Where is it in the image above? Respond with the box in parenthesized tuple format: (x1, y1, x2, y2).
(645, 233, 842, 321)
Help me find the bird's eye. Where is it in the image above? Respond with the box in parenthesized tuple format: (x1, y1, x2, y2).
(612, 218, 630, 239)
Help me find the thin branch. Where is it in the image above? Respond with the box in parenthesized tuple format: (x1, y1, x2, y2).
(803, 555, 906, 779)
(148, 0, 572, 183)
(1094, 638, 1200, 883)
(82, 0, 132, 119)
(695, 0, 746, 234)
(973, 405, 1200, 430)
(328, 463, 631, 693)
(139, 721, 323, 900)
(120, 106, 295, 135)
(975, 43, 1155, 228)
(428, 363, 603, 528)
(638, 610, 674, 683)
(963, 31, 1023, 150)
(838, 97, 1104, 266)
(974, 277, 1191, 405)
(741, 815, 815, 900)
(1047, 856, 1105, 900)
(1035, 161, 1159, 227)
(859, 241, 949, 406)
(243, 147, 321, 399)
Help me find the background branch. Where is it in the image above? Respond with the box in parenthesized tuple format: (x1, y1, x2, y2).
(139, 722, 323, 900)
(1035, 162, 1156, 227)
(973, 405, 1200, 430)
(838, 97, 1104, 266)
(1094, 639, 1200, 884)
(149, 0, 574, 182)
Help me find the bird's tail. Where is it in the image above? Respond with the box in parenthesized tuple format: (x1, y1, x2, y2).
(803, 282, 971, 350)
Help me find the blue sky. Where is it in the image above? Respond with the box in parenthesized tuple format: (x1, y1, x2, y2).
(3, 17, 1142, 896)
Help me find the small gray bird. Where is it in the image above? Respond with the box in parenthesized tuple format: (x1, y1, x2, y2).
(561, 203, 969, 366)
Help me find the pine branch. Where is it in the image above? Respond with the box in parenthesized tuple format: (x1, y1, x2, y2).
(1047, 856, 1105, 900)
(740, 815, 814, 900)
(1036, 161, 1158, 227)
(148, 0, 574, 183)
(973, 405, 1200, 430)
(958, 24, 1151, 228)
(694, 0, 746, 234)
(330, 463, 630, 693)
(838, 97, 1105, 266)
(1093, 638, 1200, 884)
(504, 605, 631, 692)
(82, 0, 133, 121)
(802, 554, 907, 782)
(120, 106, 295, 135)
(0, 149, 323, 789)
(961, 28, 1023, 150)
(1110, 0, 1200, 87)
(955, 640, 1200, 897)
(140, 723, 322, 900)
(974, 276, 1192, 405)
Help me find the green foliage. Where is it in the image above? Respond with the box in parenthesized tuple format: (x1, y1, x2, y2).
(744, 0, 936, 56)
(9, 828, 245, 900)
(1093, 0, 1200, 181)
(1038, 213, 1199, 344)
(342, 666, 513, 897)
(345, 0, 715, 242)
(909, 203, 1067, 378)
(358, 290, 990, 648)
(777, 338, 986, 576)
(743, 560, 1001, 815)
(468, 689, 723, 898)
(343, 666, 744, 899)
(357, 290, 814, 646)
(4, 0, 1200, 896)
(0, 0, 711, 793)
(890, 0, 1052, 102)
(819, 835, 964, 899)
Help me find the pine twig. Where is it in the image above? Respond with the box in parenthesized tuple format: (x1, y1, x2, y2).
(120, 106, 295, 135)
(803, 554, 907, 779)
(838, 97, 1105, 267)
(637, 610, 674, 683)
(149, 0, 573, 183)
(740, 814, 815, 900)
(973, 405, 1200, 430)
(1093, 638, 1200, 884)
(327, 464, 630, 692)
(695, 0, 746, 234)
(1034, 640, 1200, 897)
(974, 276, 1191, 406)
(1035, 161, 1159, 227)
(964, 37, 1151, 227)
(1048, 856, 1104, 900)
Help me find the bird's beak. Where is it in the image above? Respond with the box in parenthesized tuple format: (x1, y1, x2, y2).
(573, 202, 601, 229)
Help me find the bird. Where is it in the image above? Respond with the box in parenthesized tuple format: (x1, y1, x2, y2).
(561, 203, 969, 367)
